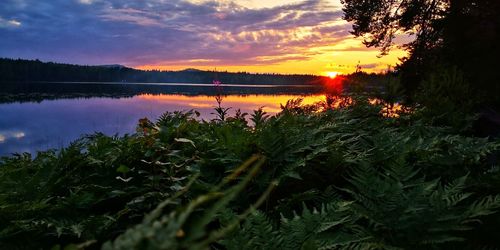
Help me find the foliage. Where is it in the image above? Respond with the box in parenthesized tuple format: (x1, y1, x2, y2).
(0, 97, 499, 249)
(341, 0, 448, 56)
(224, 167, 500, 250)
(414, 67, 477, 130)
(341, 0, 500, 106)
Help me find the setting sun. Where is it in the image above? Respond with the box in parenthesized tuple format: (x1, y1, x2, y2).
(326, 71, 340, 79)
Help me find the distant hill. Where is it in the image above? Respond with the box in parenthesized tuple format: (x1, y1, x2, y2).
(180, 68, 203, 72)
(0, 58, 327, 85)
(98, 64, 127, 69)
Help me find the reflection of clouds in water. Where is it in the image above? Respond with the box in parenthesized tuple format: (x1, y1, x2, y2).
(263, 107, 282, 113)
(137, 94, 324, 115)
(13, 132, 25, 138)
(0, 131, 26, 143)
(188, 103, 213, 108)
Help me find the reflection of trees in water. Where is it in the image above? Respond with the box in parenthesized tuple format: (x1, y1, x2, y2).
(0, 82, 322, 104)
(322, 94, 410, 117)
(0, 93, 136, 104)
(320, 77, 410, 117)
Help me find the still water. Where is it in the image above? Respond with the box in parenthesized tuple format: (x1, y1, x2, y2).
(0, 82, 324, 156)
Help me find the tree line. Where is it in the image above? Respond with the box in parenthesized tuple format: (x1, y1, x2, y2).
(0, 58, 326, 85)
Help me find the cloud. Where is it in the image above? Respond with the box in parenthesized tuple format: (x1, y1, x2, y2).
(99, 8, 164, 26)
(78, 0, 96, 4)
(0, 0, 352, 67)
(0, 17, 21, 28)
(360, 63, 382, 69)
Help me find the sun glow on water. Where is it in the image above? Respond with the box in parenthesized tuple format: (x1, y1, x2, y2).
(137, 94, 324, 114)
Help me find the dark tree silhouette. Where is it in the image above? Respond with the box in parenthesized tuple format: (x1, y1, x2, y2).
(342, 0, 448, 56)
(0, 58, 327, 86)
(341, 0, 500, 106)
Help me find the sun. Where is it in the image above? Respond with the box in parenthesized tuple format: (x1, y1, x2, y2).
(326, 71, 339, 79)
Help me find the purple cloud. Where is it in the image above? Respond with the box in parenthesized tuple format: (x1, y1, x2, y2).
(0, 0, 351, 67)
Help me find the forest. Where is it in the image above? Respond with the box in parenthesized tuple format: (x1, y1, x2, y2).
(0, 58, 325, 85)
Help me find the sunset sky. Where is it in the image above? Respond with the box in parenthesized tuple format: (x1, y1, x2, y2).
(0, 0, 409, 75)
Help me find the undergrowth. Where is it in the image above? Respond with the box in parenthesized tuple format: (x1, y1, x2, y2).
(0, 96, 499, 249)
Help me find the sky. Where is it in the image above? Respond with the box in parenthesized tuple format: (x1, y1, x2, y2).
(0, 0, 408, 75)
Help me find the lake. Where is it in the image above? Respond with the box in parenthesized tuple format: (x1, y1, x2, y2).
(0, 82, 325, 156)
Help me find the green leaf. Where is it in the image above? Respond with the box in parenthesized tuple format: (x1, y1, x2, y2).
(174, 138, 196, 147)
(116, 165, 130, 174)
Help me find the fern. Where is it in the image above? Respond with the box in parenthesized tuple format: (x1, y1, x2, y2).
(344, 163, 500, 248)
(1, 96, 499, 249)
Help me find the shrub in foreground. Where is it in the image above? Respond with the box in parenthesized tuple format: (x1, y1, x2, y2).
(0, 97, 499, 249)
